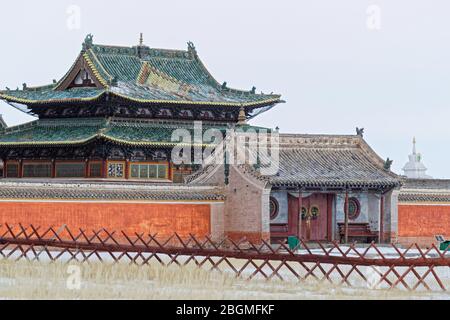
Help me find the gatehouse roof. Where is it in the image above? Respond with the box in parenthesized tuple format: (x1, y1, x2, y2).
(260, 134, 402, 190)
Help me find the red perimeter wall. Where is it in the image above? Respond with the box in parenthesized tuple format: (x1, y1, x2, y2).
(0, 202, 211, 239)
(398, 204, 450, 246)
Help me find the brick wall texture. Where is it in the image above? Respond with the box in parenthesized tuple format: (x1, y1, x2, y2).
(0, 201, 211, 238)
(398, 204, 450, 246)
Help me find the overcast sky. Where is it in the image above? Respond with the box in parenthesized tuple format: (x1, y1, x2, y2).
(0, 0, 449, 177)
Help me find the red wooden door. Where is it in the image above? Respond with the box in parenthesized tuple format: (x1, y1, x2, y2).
(300, 194, 329, 241)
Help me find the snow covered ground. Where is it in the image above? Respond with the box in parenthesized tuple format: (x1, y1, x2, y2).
(0, 257, 449, 300)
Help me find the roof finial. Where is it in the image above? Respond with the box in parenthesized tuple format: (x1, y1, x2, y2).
(139, 33, 144, 46)
(82, 34, 94, 51)
(187, 41, 197, 58)
(237, 106, 247, 125)
(356, 127, 364, 137)
(412, 136, 417, 155)
(384, 158, 393, 171)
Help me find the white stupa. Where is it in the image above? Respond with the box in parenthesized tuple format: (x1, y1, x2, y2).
(402, 137, 432, 179)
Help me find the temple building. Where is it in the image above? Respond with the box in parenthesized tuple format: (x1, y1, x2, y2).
(0, 34, 281, 182)
(0, 35, 407, 244)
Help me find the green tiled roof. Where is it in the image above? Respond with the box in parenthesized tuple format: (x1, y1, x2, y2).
(0, 118, 271, 147)
(0, 87, 105, 104)
(0, 37, 282, 108)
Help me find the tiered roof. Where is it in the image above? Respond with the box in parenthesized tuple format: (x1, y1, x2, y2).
(0, 118, 270, 147)
(0, 36, 282, 109)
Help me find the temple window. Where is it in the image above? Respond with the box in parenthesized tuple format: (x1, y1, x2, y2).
(22, 162, 52, 178)
(55, 162, 86, 178)
(130, 163, 168, 180)
(348, 198, 361, 220)
(269, 197, 279, 220)
(107, 161, 125, 179)
(5, 162, 19, 178)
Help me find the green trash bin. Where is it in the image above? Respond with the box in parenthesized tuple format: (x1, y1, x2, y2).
(440, 241, 450, 251)
(288, 236, 300, 251)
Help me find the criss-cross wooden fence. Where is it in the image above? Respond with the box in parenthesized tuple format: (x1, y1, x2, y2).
(0, 224, 449, 292)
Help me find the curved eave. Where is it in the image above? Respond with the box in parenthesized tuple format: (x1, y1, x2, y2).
(0, 91, 106, 105)
(0, 136, 98, 147)
(0, 134, 216, 148)
(111, 92, 282, 108)
(0, 91, 281, 108)
(99, 134, 214, 148)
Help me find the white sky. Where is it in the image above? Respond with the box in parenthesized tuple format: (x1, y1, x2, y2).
(0, 0, 449, 178)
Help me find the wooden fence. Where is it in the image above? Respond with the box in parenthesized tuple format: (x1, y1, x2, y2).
(0, 223, 449, 292)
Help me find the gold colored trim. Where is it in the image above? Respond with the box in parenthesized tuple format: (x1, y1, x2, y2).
(87, 49, 113, 83)
(0, 133, 214, 148)
(83, 52, 110, 88)
(111, 92, 281, 107)
(0, 92, 105, 104)
(0, 90, 279, 107)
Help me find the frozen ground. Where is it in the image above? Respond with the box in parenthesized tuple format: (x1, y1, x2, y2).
(0, 259, 449, 300)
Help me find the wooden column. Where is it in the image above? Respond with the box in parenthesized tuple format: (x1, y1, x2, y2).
(85, 160, 89, 178)
(102, 160, 108, 179)
(379, 195, 385, 243)
(125, 159, 129, 180)
(18, 160, 23, 178)
(297, 190, 303, 239)
(167, 161, 172, 181)
(288, 191, 299, 237)
(344, 190, 349, 243)
(2, 159, 6, 178)
(327, 194, 333, 241)
(51, 160, 56, 178)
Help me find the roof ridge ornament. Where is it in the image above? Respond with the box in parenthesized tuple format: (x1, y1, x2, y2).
(139, 33, 144, 46)
(384, 158, 393, 171)
(82, 34, 94, 51)
(187, 41, 197, 58)
(356, 127, 364, 137)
